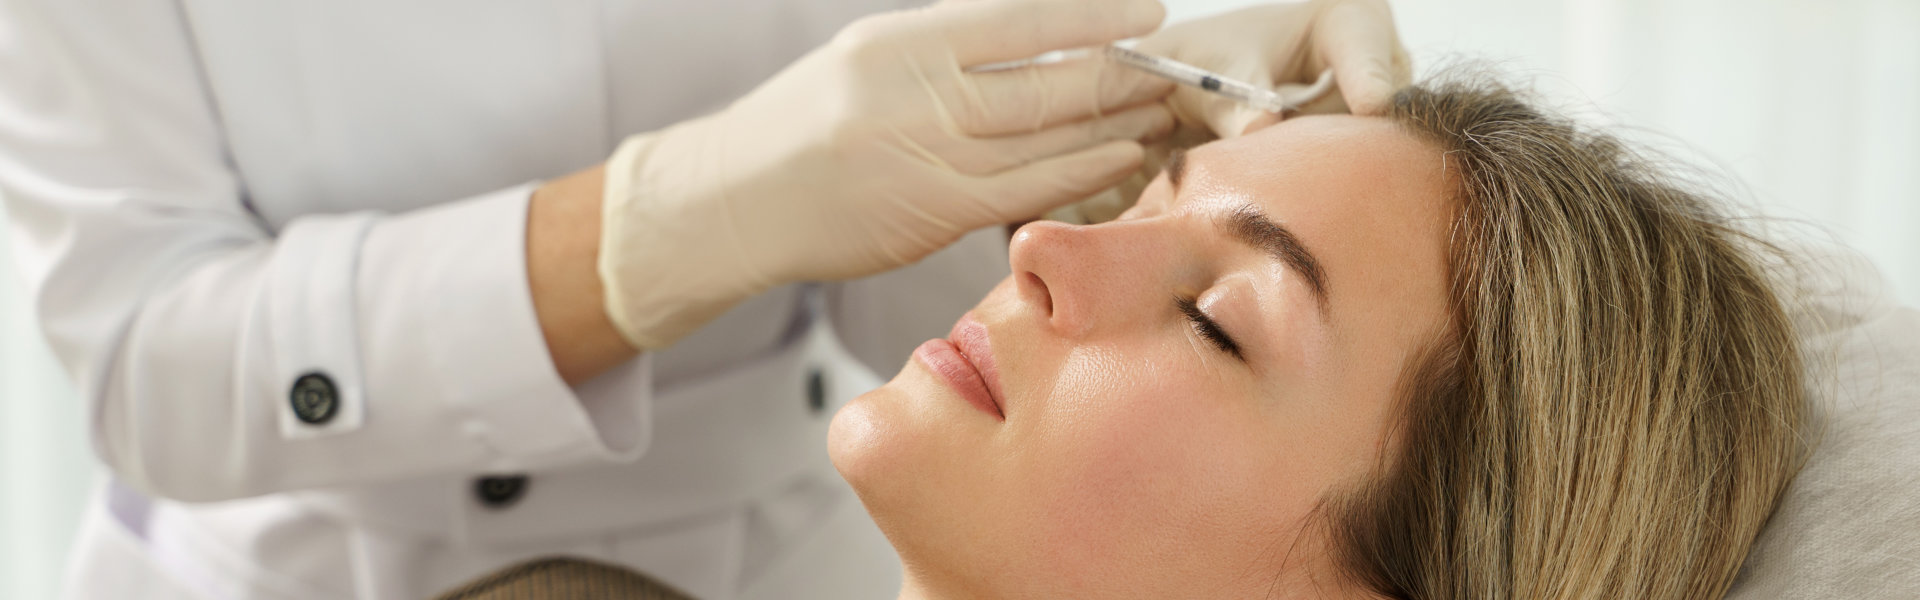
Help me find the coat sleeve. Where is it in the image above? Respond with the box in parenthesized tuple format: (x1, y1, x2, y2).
(0, 0, 649, 502)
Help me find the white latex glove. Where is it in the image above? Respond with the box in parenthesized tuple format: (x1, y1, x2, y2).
(599, 0, 1176, 349)
(1138, 0, 1411, 138)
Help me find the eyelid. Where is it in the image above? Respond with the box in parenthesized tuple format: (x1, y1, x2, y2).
(1176, 295, 1244, 361)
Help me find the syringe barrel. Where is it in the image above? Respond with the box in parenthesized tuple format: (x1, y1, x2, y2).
(1105, 46, 1284, 112)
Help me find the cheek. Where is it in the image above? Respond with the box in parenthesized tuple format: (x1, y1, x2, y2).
(1011, 343, 1285, 568)
(1040, 347, 1202, 475)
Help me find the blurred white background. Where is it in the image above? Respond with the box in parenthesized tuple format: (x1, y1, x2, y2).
(2, 0, 1915, 598)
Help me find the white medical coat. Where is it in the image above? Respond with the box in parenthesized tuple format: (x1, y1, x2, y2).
(0, 0, 1011, 598)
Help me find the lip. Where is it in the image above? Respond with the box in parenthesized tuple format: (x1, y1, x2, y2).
(911, 314, 1007, 421)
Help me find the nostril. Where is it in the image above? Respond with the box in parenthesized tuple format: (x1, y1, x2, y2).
(1022, 271, 1052, 316)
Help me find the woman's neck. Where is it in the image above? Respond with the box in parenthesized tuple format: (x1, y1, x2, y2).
(896, 577, 932, 600)
(891, 555, 1385, 599)
(894, 562, 982, 600)
(896, 568, 956, 600)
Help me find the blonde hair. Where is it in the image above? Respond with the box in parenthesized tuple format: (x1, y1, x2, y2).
(1329, 73, 1813, 598)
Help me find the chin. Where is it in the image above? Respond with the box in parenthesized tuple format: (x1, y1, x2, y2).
(828, 353, 993, 494)
(826, 378, 934, 512)
(827, 382, 938, 566)
(828, 366, 1004, 574)
(826, 385, 893, 491)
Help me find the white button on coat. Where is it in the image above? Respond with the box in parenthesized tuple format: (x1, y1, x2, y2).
(0, 0, 1010, 598)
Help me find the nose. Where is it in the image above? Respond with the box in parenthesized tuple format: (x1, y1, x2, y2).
(1008, 219, 1164, 338)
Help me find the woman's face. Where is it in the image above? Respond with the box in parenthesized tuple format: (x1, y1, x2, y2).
(829, 115, 1456, 597)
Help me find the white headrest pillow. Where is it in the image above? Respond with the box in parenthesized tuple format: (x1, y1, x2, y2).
(1730, 247, 1920, 598)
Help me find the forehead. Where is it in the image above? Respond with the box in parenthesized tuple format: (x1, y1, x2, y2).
(1175, 115, 1449, 219)
(1173, 114, 1455, 326)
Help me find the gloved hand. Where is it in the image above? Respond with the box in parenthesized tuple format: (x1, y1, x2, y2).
(1043, 0, 1411, 225)
(1138, 0, 1411, 138)
(599, 0, 1176, 349)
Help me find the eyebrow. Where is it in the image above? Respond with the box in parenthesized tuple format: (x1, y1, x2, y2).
(1166, 150, 1331, 309)
(1225, 206, 1330, 309)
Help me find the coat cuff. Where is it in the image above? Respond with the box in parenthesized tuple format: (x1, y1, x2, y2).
(358, 182, 650, 467)
(269, 212, 379, 439)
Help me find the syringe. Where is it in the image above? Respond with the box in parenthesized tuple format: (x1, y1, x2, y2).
(1105, 45, 1334, 114)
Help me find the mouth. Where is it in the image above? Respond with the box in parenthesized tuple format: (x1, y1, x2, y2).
(911, 313, 1006, 421)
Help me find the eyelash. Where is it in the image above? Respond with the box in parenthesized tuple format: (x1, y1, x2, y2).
(1176, 296, 1243, 360)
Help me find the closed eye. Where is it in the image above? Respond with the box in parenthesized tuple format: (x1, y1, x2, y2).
(1176, 296, 1243, 360)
